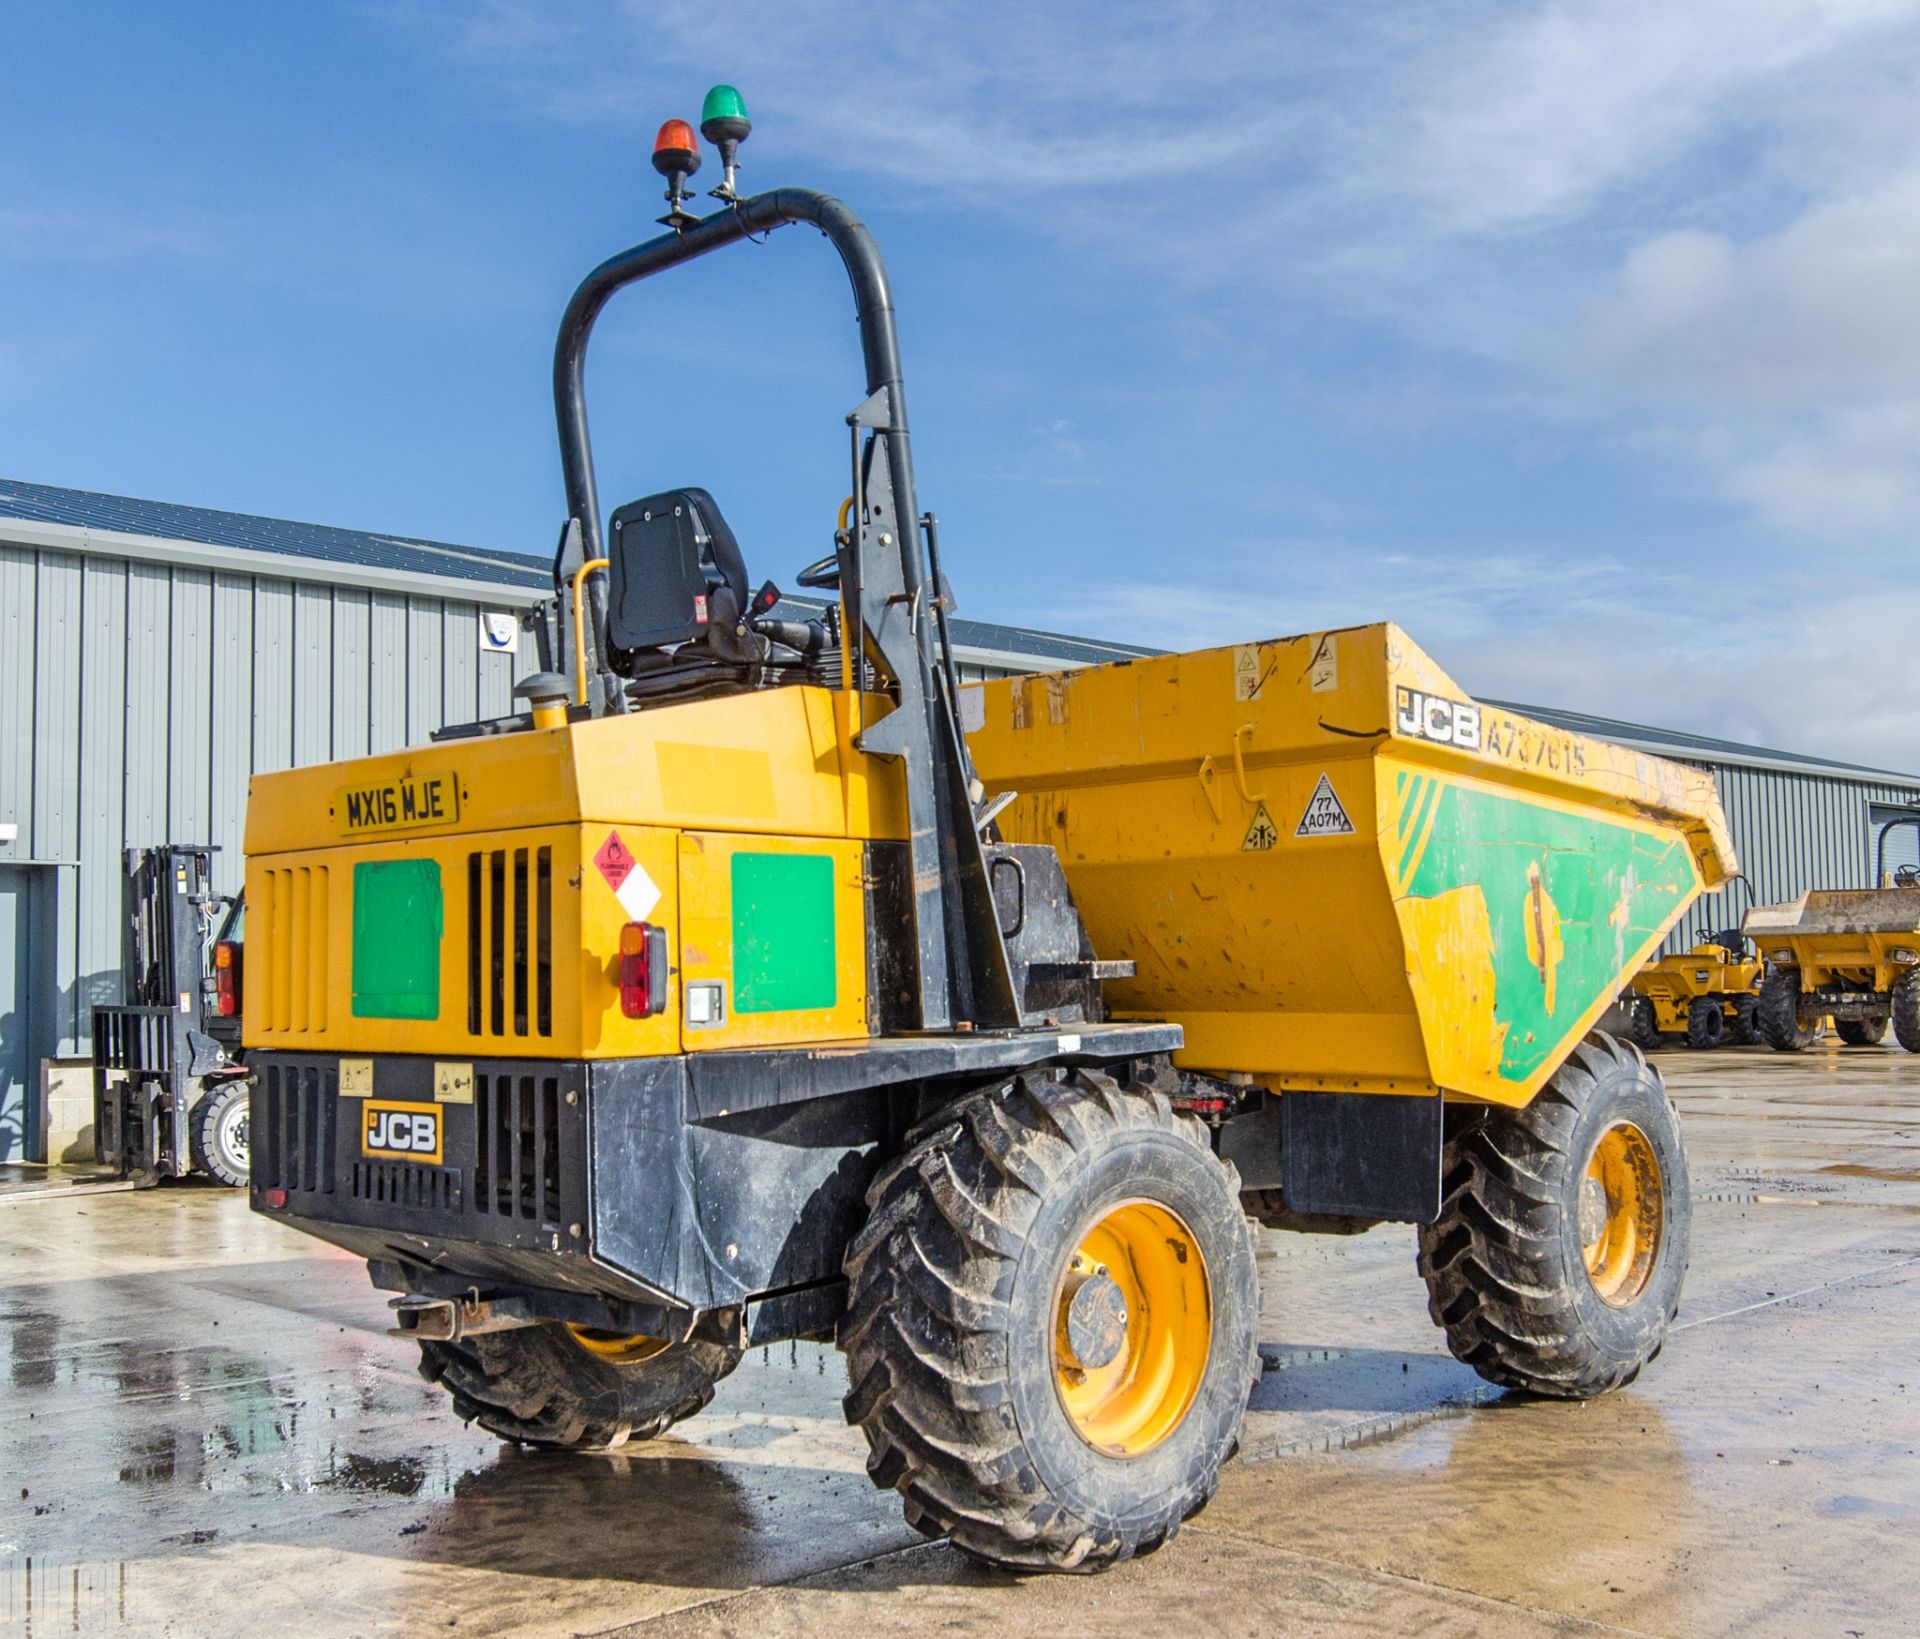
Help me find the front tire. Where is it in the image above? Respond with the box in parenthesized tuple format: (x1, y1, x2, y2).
(1758, 968, 1816, 1051)
(190, 1078, 250, 1187)
(1729, 995, 1760, 1046)
(841, 1069, 1260, 1573)
(418, 1323, 741, 1450)
(1685, 997, 1725, 1049)
(1895, 973, 1920, 1053)
(1417, 1033, 1689, 1399)
(1625, 996, 1661, 1052)
(1836, 1015, 1889, 1047)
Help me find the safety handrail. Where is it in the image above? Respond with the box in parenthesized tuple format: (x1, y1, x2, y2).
(570, 557, 609, 706)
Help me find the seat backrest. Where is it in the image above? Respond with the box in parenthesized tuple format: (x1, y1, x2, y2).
(605, 488, 749, 652)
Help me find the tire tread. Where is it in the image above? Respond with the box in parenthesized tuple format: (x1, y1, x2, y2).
(1415, 1031, 1687, 1399)
(840, 1068, 1259, 1573)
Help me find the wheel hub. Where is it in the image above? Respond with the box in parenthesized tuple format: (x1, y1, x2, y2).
(1058, 1263, 1129, 1372)
(1051, 1200, 1211, 1457)
(220, 1100, 250, 1169)
(1580, 1121, 1664, 1307)
(1576, 1175, 1608, 1246)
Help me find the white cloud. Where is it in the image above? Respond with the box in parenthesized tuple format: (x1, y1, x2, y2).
(1056, 543, 1665, 674)
(1585, 165, 1920, 407)
(1064, 553, 1920, 774)
(1378, 0, 1918, 232)
(411, 2, 1920, 582)
(1466, 581, 1920, 774)
(1720, 404, 1920, 535)
(1569, 159, 1920, 534)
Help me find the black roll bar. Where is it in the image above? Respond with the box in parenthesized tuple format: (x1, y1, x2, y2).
(1875, 812, 1920, 884)
(545, 187, 1015, 1031)
(551, 190, 924, 692)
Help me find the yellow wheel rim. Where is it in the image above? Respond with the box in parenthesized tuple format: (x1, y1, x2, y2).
(1051, 1200, 1211, 1457)
(1579, 1122, 1664, 1307)
(565, 1326, 671, 1364)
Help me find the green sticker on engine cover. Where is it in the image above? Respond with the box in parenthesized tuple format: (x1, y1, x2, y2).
(731, 852, 836, 1014)
(351, 859, 443, 1019)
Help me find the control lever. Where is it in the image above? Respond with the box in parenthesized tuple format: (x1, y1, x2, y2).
(746, 580, 827, 655)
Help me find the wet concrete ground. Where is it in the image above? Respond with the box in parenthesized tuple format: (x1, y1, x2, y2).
(3, 1043, 1916, 1637)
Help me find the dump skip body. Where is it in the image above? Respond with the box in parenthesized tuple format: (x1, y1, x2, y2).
(1745, 888, 1920, 990)
(969, 622, 1736, 1108)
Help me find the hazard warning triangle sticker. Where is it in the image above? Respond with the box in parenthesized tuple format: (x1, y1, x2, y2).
(1241, 803, 1279, 851)
(594, 829, 660, 920)
(1295, 774, 1356, 838)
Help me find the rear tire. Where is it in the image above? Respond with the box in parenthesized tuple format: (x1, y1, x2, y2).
(1757, 968, 1816, 1051)
(189, 1078, 250, 1188)
(1625, 996, 1661, 1052)
(1836, 1015, 1889, 1047)
(1895, 974, 1920, 1053)
(418, 1323, 740, 1450)
(841, 1068, 1260, 1573)
(1729, 995, 1760, 1047)
(1416, 1033, 1689, 1399)
(1685, 997, 1725, 1050)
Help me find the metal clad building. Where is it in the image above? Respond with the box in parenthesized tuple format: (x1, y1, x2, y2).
(0, 483, 550, 1160)
(2, 478, 1917, 1159)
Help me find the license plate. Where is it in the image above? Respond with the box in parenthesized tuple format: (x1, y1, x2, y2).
(334, 773, 461, 836)
(362, 1100, 443, 1165)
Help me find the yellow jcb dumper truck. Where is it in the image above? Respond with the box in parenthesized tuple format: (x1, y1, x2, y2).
(242, 98, 1737, 1572)
(1623, 924, 1763, 1051)
(1743, 819, 1920, 1051)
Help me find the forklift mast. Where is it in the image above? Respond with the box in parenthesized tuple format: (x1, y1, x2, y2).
(121, 847, 217, 1014)
(91, 846, 245, 1183)
(544, 188, 1021, 1034)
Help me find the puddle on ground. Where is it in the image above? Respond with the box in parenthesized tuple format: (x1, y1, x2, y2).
(1819, 1163, 1920, 1183)
(1824, 1492, 1920, 1520)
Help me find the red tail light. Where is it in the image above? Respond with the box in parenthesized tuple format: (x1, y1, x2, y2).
(214, 940, 242, 1017)
(618, 922, 668, 1019)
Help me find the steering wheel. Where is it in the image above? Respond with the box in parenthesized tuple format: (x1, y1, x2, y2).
(796, 552, 840, 589)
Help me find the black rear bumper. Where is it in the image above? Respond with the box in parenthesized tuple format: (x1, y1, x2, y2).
(250, 1024, 1177, 1346)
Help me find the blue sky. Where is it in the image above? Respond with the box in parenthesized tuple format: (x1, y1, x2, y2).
(6, 2, 1920, 766)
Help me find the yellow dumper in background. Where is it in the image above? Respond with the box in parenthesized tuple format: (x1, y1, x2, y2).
(1745, 886, 1920, 1050)
(1624, 935, 1764, 1050)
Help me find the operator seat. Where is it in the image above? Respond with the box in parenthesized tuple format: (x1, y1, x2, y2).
(1704, 928, 1746, 959)
(605, 488, 766, 690)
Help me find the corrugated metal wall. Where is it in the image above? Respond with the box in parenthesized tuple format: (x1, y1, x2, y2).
(0, 540, 531, 1063)
(1660, 761, 1920, 953)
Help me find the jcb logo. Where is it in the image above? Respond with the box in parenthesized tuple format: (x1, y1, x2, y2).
(362, 1101, 442, 1165)
(1395, 686, 1482, 752)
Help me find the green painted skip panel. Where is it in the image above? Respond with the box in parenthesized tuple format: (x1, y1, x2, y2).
(1406, 783, 1695, 1082)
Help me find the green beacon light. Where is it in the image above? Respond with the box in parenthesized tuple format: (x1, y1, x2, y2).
(700, 84, 752, 198)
